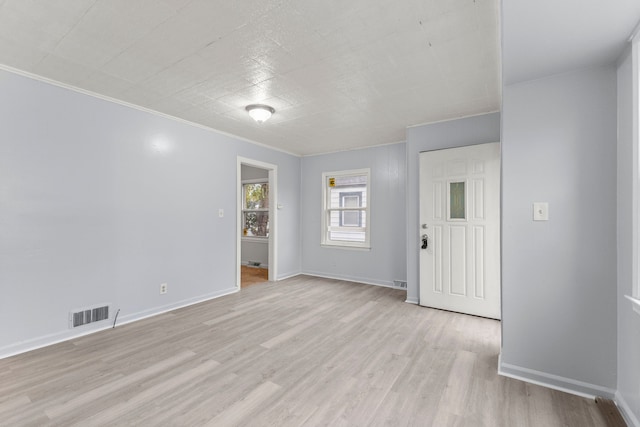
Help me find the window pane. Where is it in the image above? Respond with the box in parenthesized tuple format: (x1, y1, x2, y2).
(328, 175, 367, 209)
(243, 211, 269, 237)
(342, 211, 360, 226)
(328, 208, 366, 242)
(450, 181, 465, 219)
(329, 226, 365, 243)
(244, 183, 269, 209)
(343, 195, 359, 208)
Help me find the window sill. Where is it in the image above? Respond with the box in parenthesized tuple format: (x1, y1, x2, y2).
(321, 243, 371, 251)
(625, 295, 640, 315)
(242, 237, 269, 243)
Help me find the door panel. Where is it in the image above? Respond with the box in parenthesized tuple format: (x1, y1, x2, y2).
(419, 143, 500, 319)
(449, 225, 466, 296)
(473, 225, 485, 299)
(433, 225, 443, 293)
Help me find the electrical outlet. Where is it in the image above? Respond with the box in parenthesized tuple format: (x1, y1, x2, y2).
(533, 202, 549, 221)
(160, 283, 168, 294)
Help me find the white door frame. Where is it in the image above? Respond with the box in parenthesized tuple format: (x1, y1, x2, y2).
(237, 156, 278, 289)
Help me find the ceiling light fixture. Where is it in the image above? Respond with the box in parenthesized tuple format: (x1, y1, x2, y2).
(246, 104, 275, 123)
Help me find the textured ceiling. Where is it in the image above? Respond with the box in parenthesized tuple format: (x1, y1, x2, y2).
(0, 0, 500, 155)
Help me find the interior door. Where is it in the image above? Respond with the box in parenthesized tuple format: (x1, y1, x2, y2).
(419, 143, 500, 319)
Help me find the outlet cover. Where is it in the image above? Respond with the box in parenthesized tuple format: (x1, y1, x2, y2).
(160, 283, 168, 294)
(533, 202, 549, 221)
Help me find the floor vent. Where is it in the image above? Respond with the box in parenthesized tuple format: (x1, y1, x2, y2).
(393, 280, 407, 289)
(69, 305, 110, 328)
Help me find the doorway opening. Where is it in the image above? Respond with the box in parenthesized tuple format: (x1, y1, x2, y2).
(237, 157, 277, 289)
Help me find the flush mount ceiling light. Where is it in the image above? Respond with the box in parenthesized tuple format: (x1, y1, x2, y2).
(246, 104, 275, 123)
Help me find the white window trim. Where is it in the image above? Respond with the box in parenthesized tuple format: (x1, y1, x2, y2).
(321, 168, 371, 250)
(631, 28, 640, 315)
(242, 178, 268, 184)
(242, 179, 269, 239)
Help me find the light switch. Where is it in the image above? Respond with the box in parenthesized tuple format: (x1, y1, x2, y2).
(533, 202, 549, 221)
(218, 209, 224, 218)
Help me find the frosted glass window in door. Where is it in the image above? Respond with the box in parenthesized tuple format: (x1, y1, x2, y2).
(449, 181, 466, 220)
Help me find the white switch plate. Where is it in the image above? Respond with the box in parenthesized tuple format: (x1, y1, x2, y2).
(533, 202, 549, 221)
(218, 209, 224, 218)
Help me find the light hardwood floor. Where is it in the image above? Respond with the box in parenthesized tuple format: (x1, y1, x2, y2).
(0, 276, 610, 426)
(241, 265, 269, 289)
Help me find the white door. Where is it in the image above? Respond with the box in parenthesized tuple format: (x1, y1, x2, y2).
(419, 143, 500, 319)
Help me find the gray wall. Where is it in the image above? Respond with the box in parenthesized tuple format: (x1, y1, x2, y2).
(300, 143, 406, 287)
(241, 164, 269, 180)
(616, 46, 640, 423)
(405, 113, 501, 303)
(501, 65, 617, 394)
(0, 69, 300, 356)
(240, 240, 269, 267)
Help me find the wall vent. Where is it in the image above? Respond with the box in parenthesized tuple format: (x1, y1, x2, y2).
(393, 280, 407, 289)
(69, 304, 110, 328)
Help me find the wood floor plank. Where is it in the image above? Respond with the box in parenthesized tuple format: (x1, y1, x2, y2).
(204, 380, 282, 426)
(72, 359, 221, 426)
(0, 275, 610, 426)
(595, 397, 627, 427)
(0, 395, 30, 413)
(241, 265, 269, 288)
(45, 350, 196, 419)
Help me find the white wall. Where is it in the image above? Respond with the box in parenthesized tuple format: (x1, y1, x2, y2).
(0, 69, 300, 357)
(300, 143, 406, 287)
(405, 113, 501, 303)
(501, 65, 617, 395)
(616, 45, 640, 424)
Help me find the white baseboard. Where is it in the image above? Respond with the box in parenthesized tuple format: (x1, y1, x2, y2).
(498, 354, 616, 399)
(0, 322, 117, 361)
(113, 286, 238, 327)
(0, 286, 238, 360)
(277, 271, 301, 280)
(405, 296, 419, 304)
(616, 391, 640, 427)
(301, 271, 407, 291)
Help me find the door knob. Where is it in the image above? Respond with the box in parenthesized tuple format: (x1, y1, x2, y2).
(421, 234, 428, 249)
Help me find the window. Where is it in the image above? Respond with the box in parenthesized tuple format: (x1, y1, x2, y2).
(448, 181, 466, 220)
(242, 181, 269, 237)
(322, 169, 370, 248)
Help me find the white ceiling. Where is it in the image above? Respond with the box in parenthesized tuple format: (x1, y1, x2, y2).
(0, 0, 501, 155)
(2, 1, 637, 156)
(503, 0, 640, 84)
